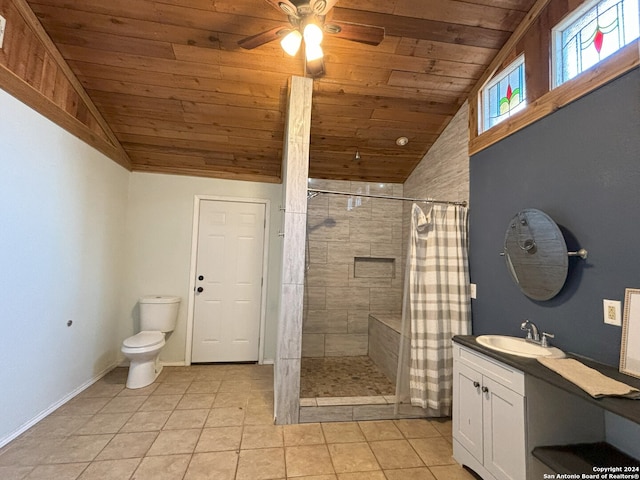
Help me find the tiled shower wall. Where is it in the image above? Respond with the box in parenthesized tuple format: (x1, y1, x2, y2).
(302, 179, 405, 357)
(400, 104, 470, 320)
(402, 103, 470, 243)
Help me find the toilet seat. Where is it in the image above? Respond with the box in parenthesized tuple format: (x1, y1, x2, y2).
(123, 331, 164, 349)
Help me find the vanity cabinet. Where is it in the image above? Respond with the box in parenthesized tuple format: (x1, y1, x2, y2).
(453, 343, 526, 480)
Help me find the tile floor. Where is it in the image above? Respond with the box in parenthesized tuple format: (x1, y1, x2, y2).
(300, 357, 396, 398)
(0, 364, 478, 480)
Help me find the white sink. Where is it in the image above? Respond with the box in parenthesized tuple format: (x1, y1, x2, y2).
(476, 335, 565, 359)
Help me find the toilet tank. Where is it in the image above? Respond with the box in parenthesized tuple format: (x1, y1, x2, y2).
(139, 295, 181, 332)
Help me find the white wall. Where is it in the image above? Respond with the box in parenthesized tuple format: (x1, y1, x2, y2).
(0, 89, 130, 445)
(122, 173, 283, 364)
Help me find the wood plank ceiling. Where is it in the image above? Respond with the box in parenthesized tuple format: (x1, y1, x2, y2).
(26, 0, 536, 183)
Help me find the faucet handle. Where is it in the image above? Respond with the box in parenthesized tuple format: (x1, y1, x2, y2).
(541, 332, 555, 347)
(520, 320, 533, 340)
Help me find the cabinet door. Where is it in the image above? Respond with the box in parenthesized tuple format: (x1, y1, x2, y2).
(482, 376, 526, 480)
(453, 360, 484, 463)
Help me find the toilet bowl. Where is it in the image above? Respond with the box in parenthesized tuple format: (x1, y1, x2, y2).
(121, 295, 180, 389)
(121, 331, 166, 389)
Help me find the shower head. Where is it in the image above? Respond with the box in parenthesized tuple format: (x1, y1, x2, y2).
(308, 217, 337, 232)
(323, 218, 336, 228)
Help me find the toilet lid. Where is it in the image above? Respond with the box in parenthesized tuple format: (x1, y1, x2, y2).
(123, 331, 164, 348)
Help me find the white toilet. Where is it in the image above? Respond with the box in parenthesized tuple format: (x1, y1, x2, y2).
(121, 295, 181, 389)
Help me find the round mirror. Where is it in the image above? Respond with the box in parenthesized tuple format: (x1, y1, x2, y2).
(503, 209, 568, 301)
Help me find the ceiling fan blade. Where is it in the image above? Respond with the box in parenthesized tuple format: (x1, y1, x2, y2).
(238, 25, 290, 50)
(310, 0, 339, 15)
(263, 0, 299, 17)
(324, 21, 385, 46)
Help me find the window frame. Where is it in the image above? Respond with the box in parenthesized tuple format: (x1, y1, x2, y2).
(551, 0, 640, 88)
(480, 54, 526, 133)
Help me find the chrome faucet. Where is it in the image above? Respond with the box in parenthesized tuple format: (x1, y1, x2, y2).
(520, 320, 540, 342)
(520, 320, 555, 347)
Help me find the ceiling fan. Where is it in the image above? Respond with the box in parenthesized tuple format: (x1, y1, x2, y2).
(238, 0, 385, 77)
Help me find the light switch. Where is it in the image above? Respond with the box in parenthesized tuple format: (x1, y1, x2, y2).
(470, 283, 477, 299)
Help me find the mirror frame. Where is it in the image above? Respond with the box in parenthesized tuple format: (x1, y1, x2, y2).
(620, 288, 640, 379)
(503, 209, 569, 301)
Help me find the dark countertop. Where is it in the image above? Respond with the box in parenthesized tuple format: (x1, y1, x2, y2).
(453, 335, 640, 425)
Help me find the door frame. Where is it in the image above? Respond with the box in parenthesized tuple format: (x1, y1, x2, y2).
(185, 194, 271, 366)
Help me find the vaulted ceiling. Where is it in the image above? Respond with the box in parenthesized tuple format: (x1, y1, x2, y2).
(26, 0, 536, 183)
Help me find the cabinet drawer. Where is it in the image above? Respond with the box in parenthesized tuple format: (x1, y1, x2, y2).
(454, 343, 525, 396)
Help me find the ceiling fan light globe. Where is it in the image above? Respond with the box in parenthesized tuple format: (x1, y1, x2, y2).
(303, 23, 323, 45)
(280, 30, 302, 56)
(305, 43, 324, 61)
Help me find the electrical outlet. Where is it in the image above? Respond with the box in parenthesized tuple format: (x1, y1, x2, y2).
(603, 299, 621, 326)
(0, 15, 6, 49)
(470, 283, 477, 299)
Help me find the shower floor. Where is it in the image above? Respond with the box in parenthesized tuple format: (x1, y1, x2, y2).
(300, 356, 396, 398)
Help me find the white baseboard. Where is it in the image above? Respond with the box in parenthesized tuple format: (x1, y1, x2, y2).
(132, 359, 272, 368)
(0, 360, 121, 449)
(119, 359, 186, 368)
(160, 361, 187, 367)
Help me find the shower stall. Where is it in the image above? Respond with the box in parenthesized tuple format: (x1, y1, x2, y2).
(299, 178, 468, 421)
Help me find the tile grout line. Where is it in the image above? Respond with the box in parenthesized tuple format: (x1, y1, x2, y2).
(0, 365, 467, 480)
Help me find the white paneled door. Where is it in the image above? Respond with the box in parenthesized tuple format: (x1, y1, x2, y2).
(191, 200, 266, 363)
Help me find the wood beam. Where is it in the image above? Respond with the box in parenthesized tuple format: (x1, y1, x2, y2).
(7, 0, 131, 167)
(0, 64, 129, 165)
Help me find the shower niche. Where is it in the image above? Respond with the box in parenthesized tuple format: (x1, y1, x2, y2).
(353, 257, 396, 279)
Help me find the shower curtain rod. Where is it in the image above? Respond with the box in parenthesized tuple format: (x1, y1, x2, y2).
(307, 188, 467, 207)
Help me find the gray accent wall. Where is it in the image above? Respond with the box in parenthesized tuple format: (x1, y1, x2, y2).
(469, 67, 640, 366)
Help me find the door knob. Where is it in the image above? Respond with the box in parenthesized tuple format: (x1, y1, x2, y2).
(197, 287, 204, 293)
(473, 381, 480, 388)
(198, 275, 204, 281)
(482, 386, 489, 393)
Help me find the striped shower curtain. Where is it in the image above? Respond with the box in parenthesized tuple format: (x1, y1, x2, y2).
(408, 203, 471, 415)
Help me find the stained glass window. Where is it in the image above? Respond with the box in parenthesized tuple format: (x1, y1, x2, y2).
(481, 55, 526, 132)
(553, 0, 639, 87)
